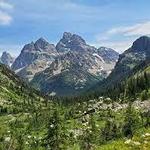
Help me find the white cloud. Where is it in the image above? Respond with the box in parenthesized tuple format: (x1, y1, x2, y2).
(100, 41, 133, 53)
(107, 21, 150, 36)
(0, 0, 13, 10)
(0, 10, 12, 25)
(91, 40, 133, 53)
(0, 0, 13, 25)
(95, 21, 150, 53)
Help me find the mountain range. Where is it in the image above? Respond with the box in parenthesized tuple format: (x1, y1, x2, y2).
(93, 36, 150, 97)
(1, 35, 150, 150)
(4, 32, 119, 96)
(2, 33, 150, 98)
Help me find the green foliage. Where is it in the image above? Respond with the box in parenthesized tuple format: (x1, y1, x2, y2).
(44, 109, 65, 150)
(1, 63, 150, 150)
(140, 90, 148, 101)
(123, 103, 142, 138)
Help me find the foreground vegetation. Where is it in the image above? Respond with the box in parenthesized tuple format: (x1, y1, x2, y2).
(1, 96, 150, 150)
(0, 63, 150, 150)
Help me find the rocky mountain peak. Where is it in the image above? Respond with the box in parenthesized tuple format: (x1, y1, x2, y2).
(56, 32, 92, 52)
(71, 34, 86, 45)
(62, 32, 72, 40)
(97, 47, 119, 62)
(35, 37, 50, 49)
(22, 38, 56, 53)
(132, 36, 150, 52)
(97, 36, 150, 93)
(35, 37, 56, 53)
(1, 51, 11, 58)
(22, 42, 35, 52)
(0, 51, 14, 67)
(11, 38, 57, 71)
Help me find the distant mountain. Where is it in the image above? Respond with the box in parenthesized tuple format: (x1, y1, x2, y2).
(11, 38, 58, 81)
(31, 51, 102, 96)
(0, 51, 15, 67)
(30, 32, 119, 96)
(94, 36, 150, 94)
(97, 47, 119, 63)
(10, 32, 119, 96)
(107, 36, 150, 83)
(56, 32, 96, 53)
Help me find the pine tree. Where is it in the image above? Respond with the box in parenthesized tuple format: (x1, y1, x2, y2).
(141, 90, 148, 101)
(80, 129, 93, 150)
(45, 110, 62, 150)
(123, 102, 141, 138)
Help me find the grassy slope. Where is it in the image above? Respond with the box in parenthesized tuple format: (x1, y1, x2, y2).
(0, 63, 49, 149)
(0, 63, 150, 149)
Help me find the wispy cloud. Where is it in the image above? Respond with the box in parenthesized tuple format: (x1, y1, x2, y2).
(95, 21, 150, 53)
(100, 41, 133, 53)
(91, 40, 133, 53)
(0, 0, 14, 10)
(0, 0, 13, 25)
(0, 10, 12, 25)
(107, 21, 150, 36)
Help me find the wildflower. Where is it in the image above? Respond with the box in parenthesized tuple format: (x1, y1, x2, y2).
(28, 135, 31, 139)
(144, 141, 148, 144)
(145, 133, 150, 137)
(5, 137, 11, 142)
(50, 124, 54, 128)
(124, 139, 131, 144)
(25, 141, 29, 145)
(133, 141, 141, 146)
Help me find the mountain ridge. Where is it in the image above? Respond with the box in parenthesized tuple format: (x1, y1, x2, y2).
(29, 32, 119, 96)
(8, 32, 119, 96)
(91, 35, 150, 97)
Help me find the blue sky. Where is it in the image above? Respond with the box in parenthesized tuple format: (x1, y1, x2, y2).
(0, 0, 150, 56)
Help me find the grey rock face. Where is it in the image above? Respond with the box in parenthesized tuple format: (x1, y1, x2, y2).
(12, 38, 57, 70)
(30, 33, 119, 96)
(132, 36, 150, 52)
(0, 51, 15, 67)
(11, 38, 58, 81)
(97, 47, 119, 63)
(11, 33, 119, 95)
(102, 36, 150, 89)
(56, 32, 96, 53)
(34, 38, 56, 53)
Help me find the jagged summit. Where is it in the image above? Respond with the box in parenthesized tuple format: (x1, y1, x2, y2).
(62, 32, 85, 43)
(56, 32, 88, 52)
(21, 38, 56, 53)
(0, 51, 14, 67)
(30, 33, 118, 96)
(62, 32, 72, 40)
(11, 33, 118, 95)
(131, 36, 150, 52)
(95, 36, 150, 92)
(35, 37, 49, 46)
(35, 37, 56, 52)
(97, 47, 119, 62)
(11, 38, 57, 76)
(1, 51, 11, 58)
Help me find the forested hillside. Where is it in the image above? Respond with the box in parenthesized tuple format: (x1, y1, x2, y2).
(1, 63, 150, 150)
(90, 36, 150, 101)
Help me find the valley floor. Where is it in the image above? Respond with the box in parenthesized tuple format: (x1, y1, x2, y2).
(0, 96, 150, 150)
